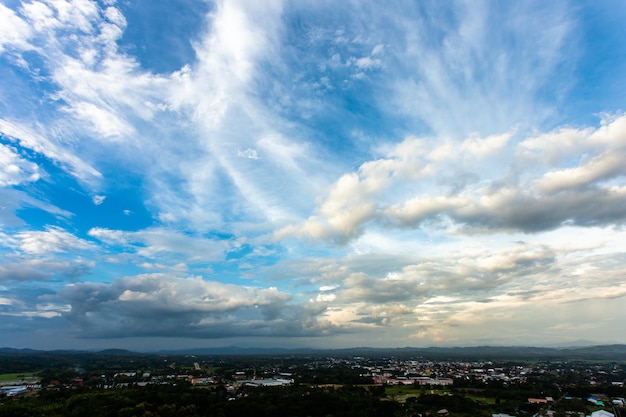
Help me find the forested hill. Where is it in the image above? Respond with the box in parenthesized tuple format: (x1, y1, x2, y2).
(161, 344, 626, 360)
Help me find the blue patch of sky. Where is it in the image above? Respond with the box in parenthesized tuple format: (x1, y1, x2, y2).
(276, 11, 389, 131)
(206, 167, 276, 226)
(12, 204, 60, 232)
(247, 243, 286, 267)
(203, 230, 236, 241)
(117, 0, 212, 74)
(11, 149, 152, 236)
(90, 189, 153, 231)
(2, 283, 57, 305)
(18, 50, 52, 79)
(200, 262, 247, 284)
(265, 74, 384, 168)
(411, 0, 459, 48)
(0, 59, 73, 131)
(1, 0, 21, 12)
(270, 5, 424, 159)
(565, 1, 626, 122)
(218, 244, 289, 284)
(0, 57, 43, 119)
(86, 260, 145, 284)
(225, 243, 253, 261)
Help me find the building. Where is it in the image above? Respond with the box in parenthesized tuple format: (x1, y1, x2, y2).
(589, 411, 614, 417)
(0, 386, 29, 396)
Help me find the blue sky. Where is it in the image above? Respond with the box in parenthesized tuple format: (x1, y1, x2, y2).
(1, 0, 626, 351)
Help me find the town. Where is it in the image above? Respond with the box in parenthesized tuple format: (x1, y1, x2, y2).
(1, 347, 625, 416)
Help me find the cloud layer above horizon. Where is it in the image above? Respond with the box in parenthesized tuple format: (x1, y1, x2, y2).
(1, 0, 626, 350)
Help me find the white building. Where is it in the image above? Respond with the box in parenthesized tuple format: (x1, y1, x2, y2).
(589, 410, 614, 417)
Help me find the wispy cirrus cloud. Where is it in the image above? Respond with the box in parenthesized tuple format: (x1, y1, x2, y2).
(88, 227, 230, 264)
(0, 120, 102, 185)
(388, 0, 574, 138)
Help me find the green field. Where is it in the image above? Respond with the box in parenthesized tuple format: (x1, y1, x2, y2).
(384, 385, 451, 398)
(0, 372, 39, 383)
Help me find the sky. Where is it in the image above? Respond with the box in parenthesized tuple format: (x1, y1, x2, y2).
(1, 0, 626, 351)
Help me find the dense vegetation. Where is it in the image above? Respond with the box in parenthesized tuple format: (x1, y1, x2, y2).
(0, 383, 401, 417)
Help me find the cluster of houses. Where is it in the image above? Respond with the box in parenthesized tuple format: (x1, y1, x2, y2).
(493, 410, 620, 417)
(333, 355, 626, 390)
(2, 354, 625, 417)
(371, 375, 454, 386)
(586, 394, 625, 407)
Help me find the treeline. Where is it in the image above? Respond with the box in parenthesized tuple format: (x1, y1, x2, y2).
(0, 350, 310, 377)
(0, 383, 399, 417)
(0, 350, 189, 375)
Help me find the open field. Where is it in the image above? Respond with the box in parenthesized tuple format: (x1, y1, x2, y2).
(0, 372, 39, 385)
(384, 385, 453, 399)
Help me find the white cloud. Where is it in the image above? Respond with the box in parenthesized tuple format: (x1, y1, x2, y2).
(0, 3, 32, 52)
(12, 226, 94, 255)
(351, 56, 381, 70)
(88, 227, 228, 263)
(138, 262, 188, 272)
(266, 222, 626, 346)
(0, 143, 40, 186)
(92, 195, 106, 205)
(238, 148, 259, 159)
(278, 113, 626, 242)
(535, 151, 625, 192)
(87, 227, 127, 244)
(0, 255, 95, 282)
(103, 6, 125, 29)
(112, 274, 290, 312)
(0, 119, 102, 184)
(20, 1, 59, 32)
(1, 310, 62, 319)
(66, 100, 135, 139)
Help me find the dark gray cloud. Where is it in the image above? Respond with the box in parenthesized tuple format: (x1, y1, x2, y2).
(456, 186, 626, 232)
(58, 274, 339, 339)
(0, 283, 65, 328)
(0, 264, 51, 281)
(0, 260, 93, 282)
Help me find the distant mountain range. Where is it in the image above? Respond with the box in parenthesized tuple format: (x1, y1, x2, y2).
(156, 344, 626, 360)
(2, 344, 625, 360)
